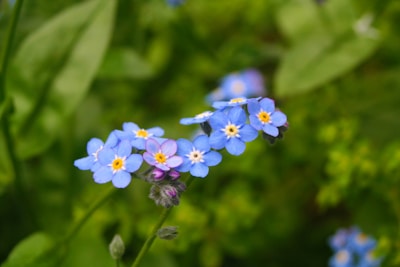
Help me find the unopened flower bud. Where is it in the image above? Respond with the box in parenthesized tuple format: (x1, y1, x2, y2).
(168, 169, 180, 180)
(157, 226, 178, 240)
(109, 234, 125, 260)
(152, 168, 166, 181)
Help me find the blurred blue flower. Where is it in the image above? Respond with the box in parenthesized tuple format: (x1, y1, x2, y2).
(176, 135, 222, 178)
(166, 0, 184, 7)
(209, 106, 258, 155)
(74, 131, 119, 172)
(329, 249, 353, 267)
(348, 230, 376, 255)
(329, 228, 351, 251)
(358, 249, 383, 267)
(180, 111, 213, 125)
(248, 97, 287, 137)
(206, 69, 266, 103)
(143, 138, 183, 171)
(93, 140, 143, 188)
(114, 122, 165, 150)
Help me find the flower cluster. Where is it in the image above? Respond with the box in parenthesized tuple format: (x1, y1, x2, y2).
(206, 69, 266, 104)
(328, 226, 383, 267)
(74, 95, 288, 207)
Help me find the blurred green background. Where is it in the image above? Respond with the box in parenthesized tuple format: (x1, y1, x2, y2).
(1, 0, 400, 266)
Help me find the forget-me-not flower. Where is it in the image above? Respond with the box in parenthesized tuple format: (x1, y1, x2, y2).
(176, 135, 222, 178)
(329, 249, 353, 267)
(248, 98, 287, 137)
(143, 138, 183, 171)
(348, 230, 376, 255)
(209, 106, 258, 155)
(212, 97, 259, 110)
(114, 122, 165, 150)
(74, 131, 119, 172)
(180, 111, 213, 125)
(93, 140, 143, 188)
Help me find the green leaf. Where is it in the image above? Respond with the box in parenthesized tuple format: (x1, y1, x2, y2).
(6, 0, 116, 159)
(275, 31, 380, 97)
(1, 232, 59, 267)
(274, 0, 380, 97)
(97, 47, 154, 79)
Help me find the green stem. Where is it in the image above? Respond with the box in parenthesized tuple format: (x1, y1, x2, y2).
(130, 176, 195, 267)
(63, 186, 116, 244)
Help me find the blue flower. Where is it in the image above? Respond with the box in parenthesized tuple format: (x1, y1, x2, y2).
(358, 249, 383, 267)
(143, 138, 183, 171)
(212, 97, 259, 110)
(248, 97, 287, 137)
(180, 111, 213, 125)
(329, 228, 351, 251)
(114, 122, 165, 150)
(74, 131, 118, 172)
(93, 140, 143, 188)
(176, 135, 222, 178)
(348, 230, 376, 255)
(209, 106, 258, 155)
(166, 0, 184, 7)
(206, 69, 266, 103)
(329, 249, 353, 267)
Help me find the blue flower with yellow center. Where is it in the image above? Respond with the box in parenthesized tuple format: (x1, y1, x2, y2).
(248, 97, 287, 137)
(209, 106, 258, 155)
(329, 249, 353, 267)
(93, 140, 143, 188)
(74, 131, 118, 172)
(115, 122, 165, 150)
(176, 135, 222, 178)
(143, 138, 183, 171)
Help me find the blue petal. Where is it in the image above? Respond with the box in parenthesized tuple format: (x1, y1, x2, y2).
(209, 111, 228, 130)
(204, 151, 222, 166)
(143, 151, 156, 166)
(166, 155, 183, 168)
(209, 131, 226, 150)
(259, 98, 275, 113)
(177, 138, 193, 155)
(87, 138, 103, 154)
(262, 124, 279, 137)
(155, 163, 170, 171)
(161, 139, 177, 156)
(212, 101, 229, 109)
(271, 111, 287, 126)
(98, 148, 115, 165)
(190, 163, 209, 178)
(117, 140, 132, 157)
(148, 127, 164, 137)
(123, 122, 139, 132)
(125, 154, 143, 172)
(240, 125, 258, 142)
(131, 139, 146, 150)
(114, 129, 133, 140)
(193, 135, 210, 152)
(105, 131, 119, 147)
(226, 138, 245, 155)
(247, 99, 260, 115)
(146, 138, 160, 154)
(94, 166, 113, 184)
(74, 156, 94, 170)
(228, 106, 246, 125)
(176, 159, 191, 172)
(249, 114, 262, 130)
(112, 171, 131, 188)
(180, 117, 196, 125)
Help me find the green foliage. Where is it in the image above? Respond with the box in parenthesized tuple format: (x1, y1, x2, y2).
(1, 0, 400, 266)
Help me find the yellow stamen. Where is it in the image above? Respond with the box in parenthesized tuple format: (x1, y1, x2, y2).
(111, 158, 124, 171)
(224, 123, 239, 138)
(229, 97, 246, 104)
(257, 111, 271, 123)
(154, 152, 167, 164)
(136, 129, 149, 138)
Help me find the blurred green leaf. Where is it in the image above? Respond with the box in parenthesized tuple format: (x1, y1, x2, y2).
(1, 232, 59, 267)
(97, 47, 154, 79)
(6, 0, 116, 159)
(274, 0, 380, 97)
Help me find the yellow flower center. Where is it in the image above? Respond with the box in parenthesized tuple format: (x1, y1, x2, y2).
(257, 111, 271, 123)
(154, 152, 167, 164)
(231, 80, 245, 94)
(195, 111, 212, 119)
(229, 97, 246, 104)
(111, 157, 125, 172)
(224, 123, 239, 138)
(136, 129, 149, 138)
(336, 250, 349, 263)
(356, 233, 368, 244)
